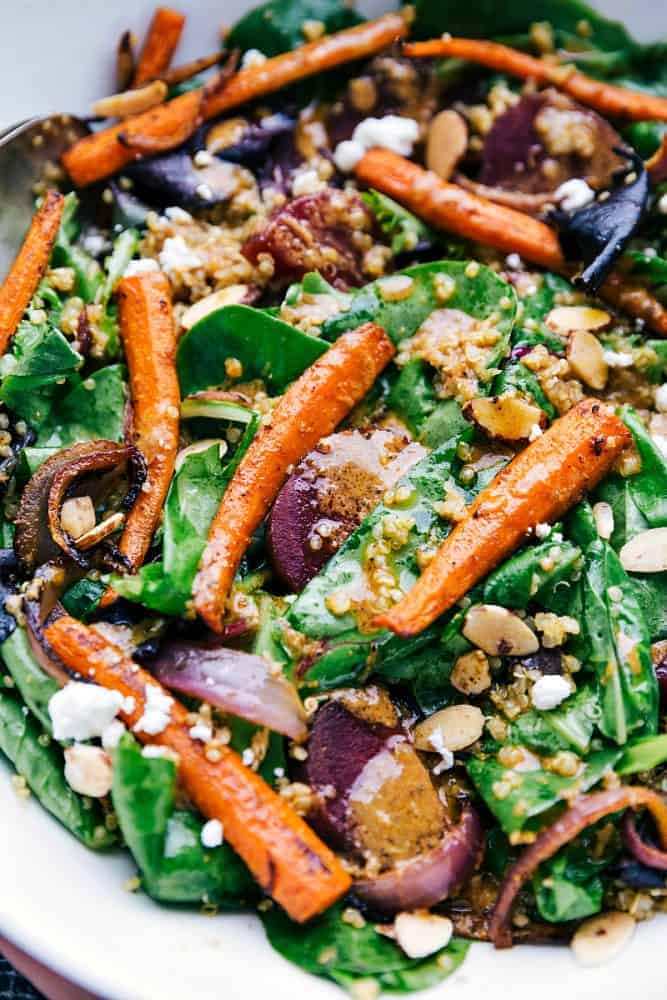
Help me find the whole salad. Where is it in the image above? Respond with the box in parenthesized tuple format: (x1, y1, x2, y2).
(2, 0, 667, 991)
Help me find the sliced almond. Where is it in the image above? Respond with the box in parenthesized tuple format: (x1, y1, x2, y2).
(426, 110, 468, 182)
(592, 501, 614, 541)
(61, 496, 96, 539)
(92, 79, 168, 119)
(450, 649, 491, 695)
(463, 604, 539, 656)
(414, 705, 485, 752)
(463, 396, 546, 442)
(76, 511, 126, 550)
(545, 305, 611, 334)
(619, 527, 667, 573)
(394, 912, 453, 959)
(571, 911, 635, 967)
(566, 329, 608, 390)
(64, 745, 113, 798)
(181, 285, 250, 330)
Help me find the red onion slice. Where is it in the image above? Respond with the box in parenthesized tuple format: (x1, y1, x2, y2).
(622, 812, 667, 871)
(23, 563, 74, 687)
(353, 805, 484, 915)
(152, 640, 307, 741)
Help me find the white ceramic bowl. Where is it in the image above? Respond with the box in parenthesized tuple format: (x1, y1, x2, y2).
(0, 3, 665, 998)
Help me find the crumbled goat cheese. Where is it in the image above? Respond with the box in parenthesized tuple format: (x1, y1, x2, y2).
(101, 719, 126, 750)
(64, 745, 112, 798)
(505, 253, 522, 270)
(134, 684, 173, 736)
(531, 674, 571, 711)
(428, 729, 454, 774)
(49, 682, 123, 742)
(593, 501, 615, 541)
(528, 423, 544, 441)
(291, 168, 322, 196)
(535, 522, 551, 540)
(158, 235, 202, 273)
(658, 193, 667, 215)
(603, 349, 634, 368)
(142, 745, 170, 758)
(124, 258, 159, 277)
(241, 48, 267, 69)
(81, 232, 108, 257)
(189, 723, 213, 743)
(654, 383, 667, 412)
(333, 115, 420, 173)
(200, 818, 224, 848)
(164, 206, 193, 223)
(554, 178, 596, 213)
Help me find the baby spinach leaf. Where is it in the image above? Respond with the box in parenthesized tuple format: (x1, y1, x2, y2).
(625, 250, 667, 286)
(362, 190, 436, 256)
(261, 902, 468, 994)
(177, 304, 326, 397)
(618, 733, 667, 775)
(483, 531, 582, 608)
(112, 735, 255, 904)
(51, 193, 104, 303)
(467, 747, 621, 835)
(387, 360, 469, 446)
(0, 322, 82, 427)
(0, 628, 59, 731)
(227, 0, 362, 57)
(61, 578, 106, 621)
(0, 687, 113, 849)
(622, 407, 667, 526)
(533, 830, 616, 923)
(35, 365, 127, 449)
(509, 683, 600, 757)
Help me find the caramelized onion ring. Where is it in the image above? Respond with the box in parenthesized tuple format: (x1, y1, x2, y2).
(622, 812, 667, 871)
(490, 787, 667, 948)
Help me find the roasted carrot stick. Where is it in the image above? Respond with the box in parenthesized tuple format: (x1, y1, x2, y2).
(45, 614, 351, 921)
(404, 38, 667, 122)
(355, 150, 667, 336)
(115, 271, 179, 571)
(132, 7, 185, 87)
(0, 190, 64, 356)
(194, 322, 396, 633)
(489, 787, 667, 947)
(374, 399, 630, 638)
(61, 13, 408, 187)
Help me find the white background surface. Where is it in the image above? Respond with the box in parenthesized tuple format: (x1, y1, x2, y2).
(0, 2, 665, 998)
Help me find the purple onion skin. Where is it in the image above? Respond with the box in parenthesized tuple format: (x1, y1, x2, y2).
(655, 659, 667, 712)
(152, 641, 307, 741)
(519, 649, 563, 675)
(304, 699, 399, 849)
(353, 806, 485, 916)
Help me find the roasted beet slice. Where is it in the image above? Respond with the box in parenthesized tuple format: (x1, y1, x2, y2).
(242, 190, 373, 287)
(267, 427, 425, 592)
(305, 689, 445, 869)
(479, 91, 625, 197)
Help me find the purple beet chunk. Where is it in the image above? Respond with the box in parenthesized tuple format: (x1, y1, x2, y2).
(267, 427, 424, 592)
(519, 648, 563, 674)
(480, 93, 546, 190)
(655, 659, 667, 711)
(304, 699, 398, 850)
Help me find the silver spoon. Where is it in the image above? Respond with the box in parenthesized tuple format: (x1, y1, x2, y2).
(0, 115, 90, 282)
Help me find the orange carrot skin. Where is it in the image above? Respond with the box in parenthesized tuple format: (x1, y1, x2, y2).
(46, 614, 351, 922)
(61, 14, 408, 187)
(404, 38, 667, 122)
(355, 149, 566, 272)
(194, 322, 396, 633)
(116, 271, 180, 570)
(600, 271, 667, 337)
(0, 190, 65, 355)
(374, 399, 631, 638)
(132, 7, 186, 87)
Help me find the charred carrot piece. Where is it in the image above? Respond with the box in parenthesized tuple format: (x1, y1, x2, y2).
(45, 614, 351, 922)
(0, 190, 64, 355)
(194, 323, 396, 633)
(132, 7, 185, 87)
(374, 399, 631, 638)
(355, 148, 566, 271)
(355, 149, 667, 336)
(61, 13, 408, 187)
(115, 271, 179, 571)
(404, 38, 667, 122)
(489, 787, 667, 947)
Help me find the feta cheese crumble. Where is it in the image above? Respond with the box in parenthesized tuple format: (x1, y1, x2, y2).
(531, 675, 571, 711)
(333, 115, 420, 173)
(49, 682, 123, 742)
(158, 235, 202, 273)
(134, 684, 173, 736)
(241, 48, 267, 69)
(658, 192, 667, 215)
(189, 723, 213, 743)
(654, 383, 667, 412)
(124, 258, 159, 277)
(554, 178, 596, 214)
(603, 349, 634, 368)
(200, 818, 224, 848)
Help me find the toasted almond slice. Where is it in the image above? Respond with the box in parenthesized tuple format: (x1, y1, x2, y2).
(619, 527, 667, 573)
(61, 496, 96, 539)
(64, 745, 113, 798)
(566, 329, 609, 390)
(426, 110, 468, 182)
(545, 305, 611, 334)
(463, 396, 546, 442)
(76, 511, 126, 550)
(571, 912, 635, 967)
(414, 705, 485, 752)
(394, 912, 453, 959)
(92, 79, 168, 120)
(463, 604, 539, 656)
(181, 285, 251, 330)
(592, 501, 614, 541)
(450, 649, 491, 695)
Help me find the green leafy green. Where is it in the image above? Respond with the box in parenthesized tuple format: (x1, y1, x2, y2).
(387, 360, 469, 446)
(533, 830, 616, 923)
(262, 902, 468, 994)
(618, 733, 667, 775)
(0, 628, 59, 731)
(622, 407, 667, 527)
(227, 0, 362, 57)
(177, 304, 326, 397)
(0, 687, 113, 848)
(483, 530, 582, 608)
(61, 579, 107, 621)
(362, 190, 436, 256)
(112, 735, 255, 904)
(35, 365, 127, 449)
(0, 322, 81, 427)
(509, 683, 600, 757)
